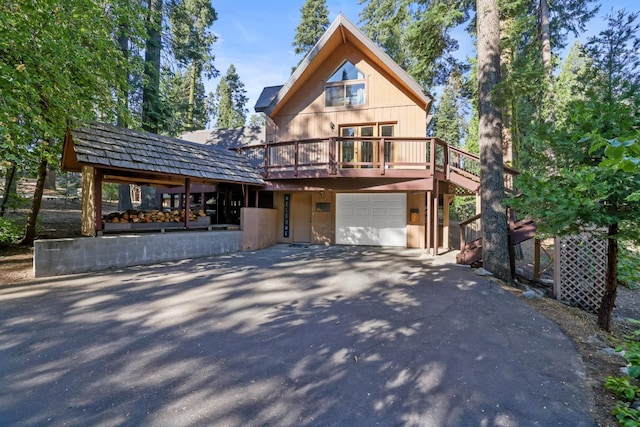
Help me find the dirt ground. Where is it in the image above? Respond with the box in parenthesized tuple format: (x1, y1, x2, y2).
(1, 185, 638, 426)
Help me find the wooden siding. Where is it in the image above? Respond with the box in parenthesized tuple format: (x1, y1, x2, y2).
(268, 44, 426, 143)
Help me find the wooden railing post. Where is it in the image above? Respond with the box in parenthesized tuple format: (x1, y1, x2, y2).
(379, 138, 385, 175)
(429, 138, 436, 172)
(329, 137, 337, 174)
(264, 143, 269, 178)
(294, 140, 299, 177)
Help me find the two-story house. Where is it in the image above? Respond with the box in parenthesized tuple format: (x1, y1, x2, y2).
(242, 14, 484, 254)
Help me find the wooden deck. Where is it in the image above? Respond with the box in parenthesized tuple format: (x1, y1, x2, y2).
(238, 136, 518, 193)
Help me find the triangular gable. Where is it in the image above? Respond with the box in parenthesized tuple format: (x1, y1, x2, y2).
(257, 13, 432, 116)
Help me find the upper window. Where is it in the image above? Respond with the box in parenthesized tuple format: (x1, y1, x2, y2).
(325, 61, 366, 107)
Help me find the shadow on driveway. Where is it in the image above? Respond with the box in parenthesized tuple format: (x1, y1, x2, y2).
(0, 245, 593, 426)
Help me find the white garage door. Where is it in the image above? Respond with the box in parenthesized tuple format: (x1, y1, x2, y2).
(336, 193, 407, 247)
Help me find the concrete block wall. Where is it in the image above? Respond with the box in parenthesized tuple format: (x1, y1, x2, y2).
(34, 231, 242, 278)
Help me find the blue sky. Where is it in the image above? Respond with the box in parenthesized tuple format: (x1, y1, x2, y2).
(206, 0, 638, 119)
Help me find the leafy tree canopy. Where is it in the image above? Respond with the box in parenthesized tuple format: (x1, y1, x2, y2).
(0, 0, 143, 166)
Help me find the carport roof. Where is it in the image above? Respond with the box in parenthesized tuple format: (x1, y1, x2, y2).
(62, 122, 265, 187)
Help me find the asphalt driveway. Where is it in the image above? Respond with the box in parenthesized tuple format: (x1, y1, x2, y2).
(0, 245, 593, 426)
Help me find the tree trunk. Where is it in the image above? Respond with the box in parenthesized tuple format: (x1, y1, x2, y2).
(539, 0, 552, 79)
(20, 156, 47, 245)
(44, 165, 56, 190)
(117, 27, 133, 211)
(539, 0, 555, 123)
(118, 184, 133, 211)
(140, 186, 156, 210)
(142, 0, 162, 134)
(598, 223, 619, 331)
(1, 163, 18, 217)
(140, 0, 162, 211)
(187, 63, 198, 130)
(477, 0, 511, 281)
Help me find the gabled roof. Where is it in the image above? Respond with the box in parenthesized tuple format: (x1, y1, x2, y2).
(255, 14, 432, 116)
(62, 122, 264, 186)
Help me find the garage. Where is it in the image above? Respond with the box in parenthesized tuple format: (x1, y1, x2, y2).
(335, 193, 407, 246)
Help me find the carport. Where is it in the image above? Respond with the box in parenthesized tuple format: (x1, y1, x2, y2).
(61, 122, 264, 236)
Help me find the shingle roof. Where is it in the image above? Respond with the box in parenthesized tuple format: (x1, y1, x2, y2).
(180, 126, 265, 149)
(67, 122, 264, 185)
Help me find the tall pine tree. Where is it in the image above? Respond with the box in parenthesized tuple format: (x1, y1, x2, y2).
(477, 0, 511, 280)
(431, 69, 468, 146)
(168, 0, 218, 130)
(212, 65, 248, 129)
(292, 0, 329, 61)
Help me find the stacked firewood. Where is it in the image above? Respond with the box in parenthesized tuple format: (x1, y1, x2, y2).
(103, 209, 207, 224)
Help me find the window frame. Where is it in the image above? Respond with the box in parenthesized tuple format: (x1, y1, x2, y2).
(324, 61, 366, 108)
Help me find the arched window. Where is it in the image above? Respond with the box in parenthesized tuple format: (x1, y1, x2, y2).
(325, 61, 366, 107)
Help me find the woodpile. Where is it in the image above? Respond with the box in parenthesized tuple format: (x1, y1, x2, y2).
(102, 209, 207, 224)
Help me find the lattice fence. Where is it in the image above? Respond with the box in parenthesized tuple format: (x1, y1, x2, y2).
(553, 234, 607, 313)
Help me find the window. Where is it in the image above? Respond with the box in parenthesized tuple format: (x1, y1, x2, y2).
(325, 61, 366, 107)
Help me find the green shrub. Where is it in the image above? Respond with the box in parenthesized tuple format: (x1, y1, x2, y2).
(451, 195, 477, 222)
(0, 217, 24, 246)
(619, 246, 640, 289)
(606, 320, 640, 426)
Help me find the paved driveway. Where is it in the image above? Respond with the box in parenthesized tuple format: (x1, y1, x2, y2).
(0, 245, 593, 426)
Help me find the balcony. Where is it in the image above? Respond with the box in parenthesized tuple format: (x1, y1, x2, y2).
(237, 136, 518, 193)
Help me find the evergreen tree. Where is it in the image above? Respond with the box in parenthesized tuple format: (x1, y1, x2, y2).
(553, 41, 591, 129)
(142, 0, 162, 134)
(212, 65, 248, 129)
(168, 0, 218, 130)
(510, 10, 640, 331)
(431, 69, 468, 146)
(247, 113, 266, 128)
(477, 0, 510, 281)
(159, 66, 209, 136)
(292, 0, 329, 60)
(359, 0, 413, 72)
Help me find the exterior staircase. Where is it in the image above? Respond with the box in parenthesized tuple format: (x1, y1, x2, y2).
(450, 152, 537, 274)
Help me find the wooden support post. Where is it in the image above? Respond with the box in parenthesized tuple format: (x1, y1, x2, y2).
(433, 189, 439, 256)
(255, 190, 259, 207)
(156, 191, 162, 210)
(443, 194, 454, 250)
(184, 178, 191, 229)
(201, 191, 205, 212)
(533, 238, 541, 279)
(426, 190, 432, 255)
(94, 168, 103, 235)
(81, 166, 104, 236)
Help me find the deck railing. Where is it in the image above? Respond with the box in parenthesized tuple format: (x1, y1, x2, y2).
(237, 136, 518, 191)
(239, 137, 473, 178)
